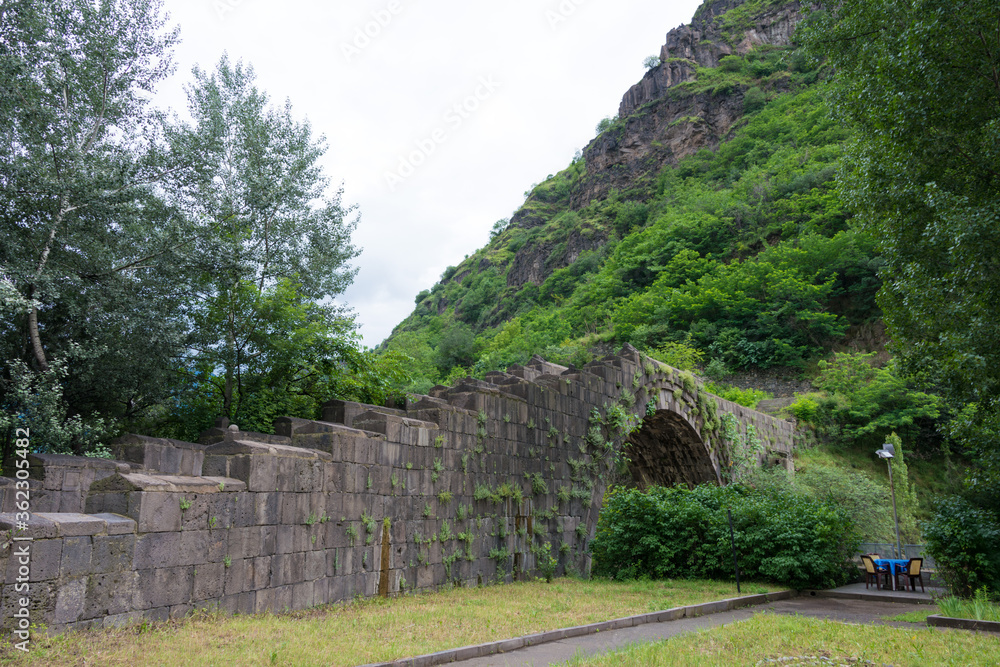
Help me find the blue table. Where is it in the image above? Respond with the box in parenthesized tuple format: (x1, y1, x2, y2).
(874, 558, 909, 590)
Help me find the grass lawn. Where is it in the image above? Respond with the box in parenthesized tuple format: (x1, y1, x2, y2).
(562, 613, 1000, 666)
(0, 578, 778, 666)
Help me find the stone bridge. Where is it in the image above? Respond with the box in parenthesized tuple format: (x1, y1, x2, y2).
(0, 345, 793, 632)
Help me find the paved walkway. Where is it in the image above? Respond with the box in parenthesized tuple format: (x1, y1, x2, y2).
(448, 586, 938, 667)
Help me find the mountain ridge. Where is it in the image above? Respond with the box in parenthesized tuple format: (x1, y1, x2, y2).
(383, 0, 867, 397)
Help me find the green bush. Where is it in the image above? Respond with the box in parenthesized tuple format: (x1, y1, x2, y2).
(795, 465, 897, 542)
(743, 86, 767, 113)
(590, 484, 859, 589)
(704, 382, 772, 409)
(719, 55, 744, 73)
(649, 340, 704, 371)
(923, 496, 1000, 598)
(812, 353, 942, 448)
(789, 395, 820, 422)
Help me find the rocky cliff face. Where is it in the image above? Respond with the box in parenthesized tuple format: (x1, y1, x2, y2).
(465, 0, 808, 294)
(620, 0, 806, 117)
(571, 88, 747, 210)
(569, 0, 806, 208)
(505, 227, 604, 289)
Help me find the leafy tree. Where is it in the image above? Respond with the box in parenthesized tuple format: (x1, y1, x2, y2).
(802, 0, 1000, 412)
(489, 218, 510, 241)
(595, 115, 618, 135)
(923, 496, 1000, 598)
(163, 57, 359, 423)
(434, 322, 476, 376)
(0, 0, 183, 455)
(809, 352, 942, 449)
(803, 1, 1000, 560)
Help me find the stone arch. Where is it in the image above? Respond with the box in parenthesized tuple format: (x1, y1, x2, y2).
(625, 408, 721, 489)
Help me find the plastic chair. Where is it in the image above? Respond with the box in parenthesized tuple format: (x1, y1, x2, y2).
(861, 555, 886, 589)
(904, 557, 924, 592)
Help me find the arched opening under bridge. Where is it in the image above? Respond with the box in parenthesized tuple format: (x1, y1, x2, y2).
(625, 408, 720, 488)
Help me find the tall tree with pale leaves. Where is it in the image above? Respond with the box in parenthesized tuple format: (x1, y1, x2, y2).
(0, 0, 183, 455)
(163, 57, 362, 427)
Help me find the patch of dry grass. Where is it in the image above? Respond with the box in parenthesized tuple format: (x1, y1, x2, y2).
(0, 578, 778, 666)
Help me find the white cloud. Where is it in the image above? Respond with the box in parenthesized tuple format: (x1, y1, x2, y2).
(157, 0, 703, 346)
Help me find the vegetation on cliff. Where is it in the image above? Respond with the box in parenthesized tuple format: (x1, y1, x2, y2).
(383, 0, 999, 552)
(385, 35, 872, 392)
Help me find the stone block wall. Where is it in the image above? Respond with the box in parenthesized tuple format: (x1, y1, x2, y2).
(0, 346, 795, 632)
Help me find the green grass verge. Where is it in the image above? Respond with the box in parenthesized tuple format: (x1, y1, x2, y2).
(0, 578, 780, 666)
(561, 613, 1000, 666)
(938, 592, 1000, 622)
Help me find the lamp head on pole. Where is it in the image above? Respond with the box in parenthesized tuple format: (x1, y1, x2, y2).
(876, 442, 895, 459)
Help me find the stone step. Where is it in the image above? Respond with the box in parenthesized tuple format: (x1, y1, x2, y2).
(321, 399, 406, 428)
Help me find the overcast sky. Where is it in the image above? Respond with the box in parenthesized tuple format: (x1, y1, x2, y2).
(155, 0, 703, 346)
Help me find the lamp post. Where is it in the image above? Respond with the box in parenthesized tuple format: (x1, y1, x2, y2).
(875, 441, 902, 559)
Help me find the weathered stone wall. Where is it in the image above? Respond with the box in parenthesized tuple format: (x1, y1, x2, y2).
(0, 346, 793, 632)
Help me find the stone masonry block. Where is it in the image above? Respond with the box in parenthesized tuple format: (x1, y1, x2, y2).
(0, 512, 58, 539)
(16, 537, 62, 583)
(291, 580, 315, 610)
(85, 571, 138, 619)
(59, 536, 93, 578)
(249, 556, 272, 590)
(279, 493, 298, 526)
(193, 561, 225, 601)
(270, 552, 306, 587)
(248, 455, 278, 492)
(305, 550, 326, 580)
(127, 491, 182, 533)
(275, 524, 296, 555)
(255, 492, 281, 525)
(293, 525, 312, 553)
(324, 462, 346, 494)
(90, 513, 136, 535)
(276, 458, 296, 492)
(178, 530, 212, 566)
(293, 459, 323, 493)
(224, 558, 248, 596)
(54, 576, 87, 625)
(91, 534, 135, 573)
(133, 566, 194, 610)
(232, 492, 255, 528)
(260, 526, 278, 556)
(134, 532, 182, 570)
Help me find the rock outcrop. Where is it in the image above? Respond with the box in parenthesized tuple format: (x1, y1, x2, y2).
(441, 0, 810, 301)
(621, 0, 806, 117)
(571, 0, 807, 207)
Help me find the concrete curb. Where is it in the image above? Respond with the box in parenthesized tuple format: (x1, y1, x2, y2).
(927, 615, 1000, 633)
(804, 588, 937, 605)
(361, 590, 796, 667)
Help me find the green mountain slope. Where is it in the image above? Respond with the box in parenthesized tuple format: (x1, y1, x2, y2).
(383, 0, 881, 395)
(379, 0, 970, 538)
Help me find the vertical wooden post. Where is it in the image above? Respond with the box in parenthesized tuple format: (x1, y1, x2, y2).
(378, 518, 391, 598)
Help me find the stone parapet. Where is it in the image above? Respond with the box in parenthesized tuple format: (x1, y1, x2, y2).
(0, 347, 794, 633)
